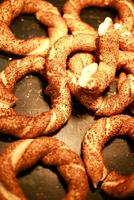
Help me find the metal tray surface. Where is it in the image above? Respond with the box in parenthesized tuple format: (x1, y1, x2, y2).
(0, 0, 134, 200)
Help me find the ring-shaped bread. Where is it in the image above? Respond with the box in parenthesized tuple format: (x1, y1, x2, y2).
(63, 0, 134, 51)
(0, 137, 88, 200)
(83, 114, 134, 198)
(0, 0, 68, 56)
(0, 56, 71, 138)
(68, 51, 134, 116)
(46, 18, 119, 95)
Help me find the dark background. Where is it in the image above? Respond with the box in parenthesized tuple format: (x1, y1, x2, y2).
(0, 0, 133, 199)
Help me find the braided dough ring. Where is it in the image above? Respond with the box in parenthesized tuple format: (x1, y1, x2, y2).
(0, 0, 67, 56)
(0, 56, 71, 138)
(68, 53, 134, 116)
(63, 0, 134, 51)
(0, 137, 88, 200)
(83, 114, 134, 198)
(46, 17, 119, 96)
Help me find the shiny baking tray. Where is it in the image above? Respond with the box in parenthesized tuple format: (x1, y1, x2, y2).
(0, 0, 133, 199)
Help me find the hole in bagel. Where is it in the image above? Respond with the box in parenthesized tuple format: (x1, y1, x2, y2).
(14, 73, 50, 116)
(18, 164, 66, 200)
(10, 14, 47, 40)
(102, 70, 126, 98)
(103, 136, 134, 176)
(81, 7, 117, 29)
(49, 0, 66, 13)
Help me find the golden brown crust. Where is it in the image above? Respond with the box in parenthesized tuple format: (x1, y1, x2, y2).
(89, 19, 119, 94)
(118, 51, 134, 71)
(58, 18, 119, 95)
(63, 0, 134, 51)
(117, 26, 134, 51)
(69, 51, 134, 75)
(82, 114, 134, 198)
(45, 33, 96, 86)
(68, 53, 96, 76)
(0, 137, 88, 200)
(0, 0, 68, 56)
(64, 0, 134, 33)
(0, 56, 72, 138)
(101, 171, 134, 198)
(68, 51, 134, 116)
